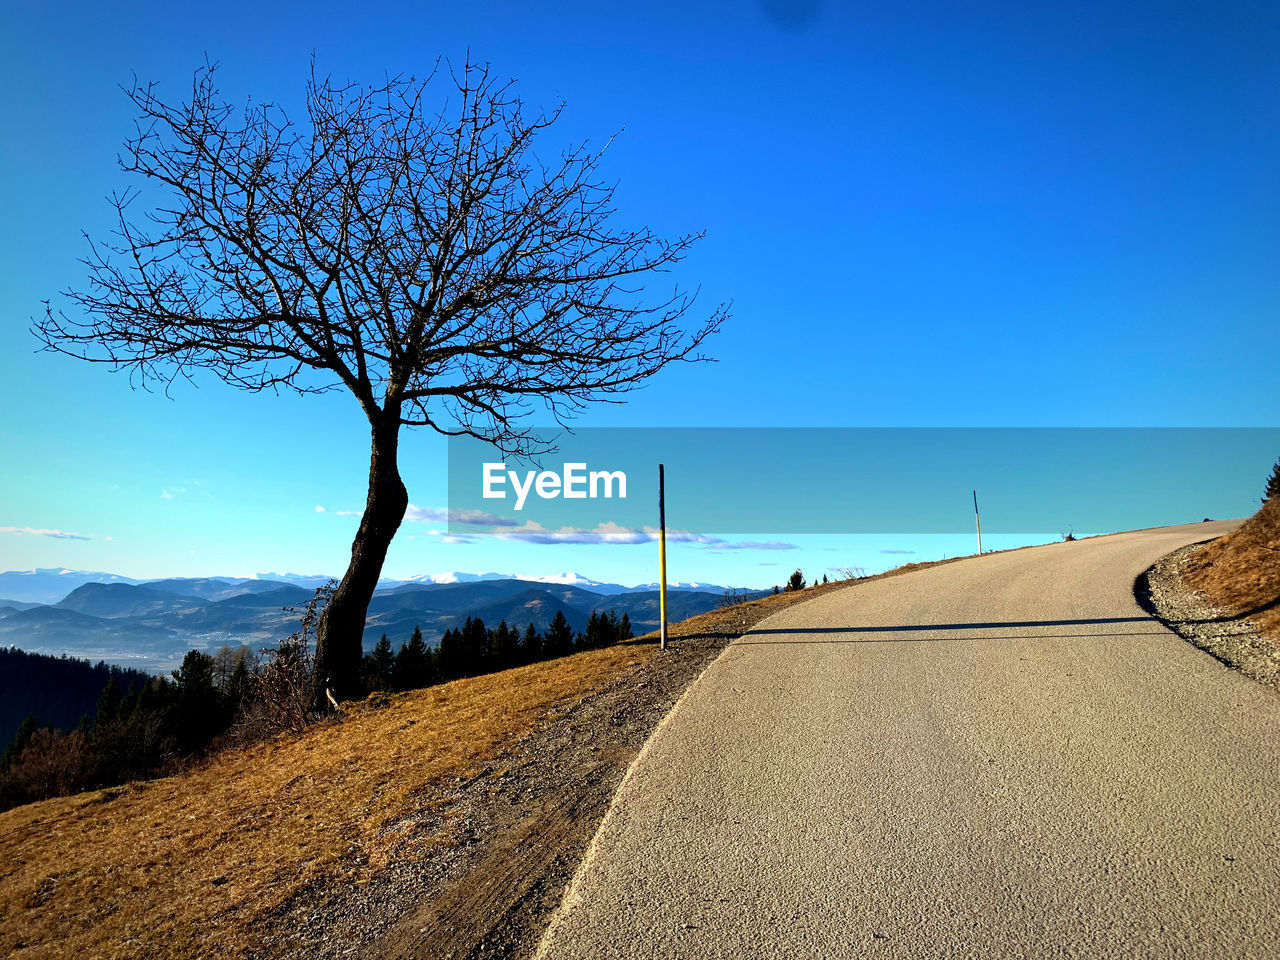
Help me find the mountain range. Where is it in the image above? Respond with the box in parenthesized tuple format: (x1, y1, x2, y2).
(0, 569, 748, 673)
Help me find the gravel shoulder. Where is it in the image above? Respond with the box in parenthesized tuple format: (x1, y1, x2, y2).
(1138, 540, 1280, 692)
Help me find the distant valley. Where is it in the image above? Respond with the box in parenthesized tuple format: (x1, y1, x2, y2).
(0, 569, 746, 673)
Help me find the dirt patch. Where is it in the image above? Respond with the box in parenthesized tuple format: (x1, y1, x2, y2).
(1137, 540, 1280, 692)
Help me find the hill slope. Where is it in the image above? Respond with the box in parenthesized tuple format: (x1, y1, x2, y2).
(0, 583, 832, 960)
(1182, 497, 1280, 641)
(57, 583, 203, 618)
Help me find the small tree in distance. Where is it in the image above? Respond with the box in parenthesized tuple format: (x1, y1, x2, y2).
(544, 611, 574, 657)
(1265, 456, 1280, 501)
(35, 60, 727, 702)
(363, 634, 395, 692)
(519, 623, 542, 661)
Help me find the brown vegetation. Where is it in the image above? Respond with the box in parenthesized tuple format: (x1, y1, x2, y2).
(0, 583, 835, 960)
(0, 644, 653, 959)
(1181, 497, 1280, 642)
(0, 555, 1001, 960)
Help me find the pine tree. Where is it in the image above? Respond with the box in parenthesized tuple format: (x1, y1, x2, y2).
(364, 634, 395, 692)
(1, 715, 38, 771)
(492, 620, 519, 666)
(520, 623, 543, 662)
(226, 656, 251, 712)
(545, 611, 574, 657)
(436, 627, 462, 678)
(786, 570, 806, 592)
(392, 642, 410, 689)
(94, 676, 122, 731)
(822, 573, 829, 584)
(392, 626, 429, 690)
(172, 650, 221, 753)
(618, 612, 633, 642)
(583, 610, 602, 648)
(130, 676, 169, 725)
(461, 617, 488, 675)
(1265, 456, 1280, 501)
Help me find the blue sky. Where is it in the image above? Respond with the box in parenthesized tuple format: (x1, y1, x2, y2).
(2, 0, 1277, 588)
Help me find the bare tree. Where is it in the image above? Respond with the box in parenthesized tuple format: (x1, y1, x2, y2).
(36, 60, 726, 701)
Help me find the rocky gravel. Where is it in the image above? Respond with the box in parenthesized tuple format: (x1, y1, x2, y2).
(1137, 540, 1280, 691)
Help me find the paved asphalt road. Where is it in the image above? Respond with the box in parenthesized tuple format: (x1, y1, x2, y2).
(535, 521, 1280, 959)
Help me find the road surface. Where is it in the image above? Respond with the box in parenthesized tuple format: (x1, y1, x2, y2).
(535, 521, 1280, 959)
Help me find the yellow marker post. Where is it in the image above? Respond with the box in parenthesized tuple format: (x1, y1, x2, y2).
(658, 463, 668, 651)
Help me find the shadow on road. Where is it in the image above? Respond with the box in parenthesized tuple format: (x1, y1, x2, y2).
(731, 616, 1173, 644)
(750, 616, 1152, 633)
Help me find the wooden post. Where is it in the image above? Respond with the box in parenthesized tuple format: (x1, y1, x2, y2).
(659, 463, 668, 651)
(973, 490, 983, 556)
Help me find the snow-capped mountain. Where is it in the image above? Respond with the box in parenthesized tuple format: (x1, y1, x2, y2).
(619, 580, 732, 594)
(525, 571, 613, 589)
(382, 571, 512, 586)
(0, 568, 746, 606)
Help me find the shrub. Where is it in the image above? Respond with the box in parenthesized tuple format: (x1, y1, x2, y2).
(252, 583, 332, 734)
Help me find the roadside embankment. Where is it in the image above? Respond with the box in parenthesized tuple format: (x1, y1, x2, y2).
(1139, 499, 1280, 691)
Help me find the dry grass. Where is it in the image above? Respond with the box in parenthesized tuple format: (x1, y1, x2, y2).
(0, 644, 657, 960)
(1182, 497, 1280, 642)
(0, 578, 859, 960)
(0, 553, 1003, 960)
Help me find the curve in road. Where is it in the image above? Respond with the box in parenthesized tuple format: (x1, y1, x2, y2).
(535, 521, 1280, 959)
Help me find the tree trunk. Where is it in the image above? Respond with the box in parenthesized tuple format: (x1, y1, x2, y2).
(314, 416, 408, 703)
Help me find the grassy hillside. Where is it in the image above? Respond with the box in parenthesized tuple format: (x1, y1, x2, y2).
(0, 643, 654, 959)
(0, 586, 825, 960)
(1182, 497, 1280, 642)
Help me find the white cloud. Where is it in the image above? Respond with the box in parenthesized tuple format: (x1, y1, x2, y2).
(483, 522, 793, 550)
(424, 530, 477, 544)
(0, 525, 91, 541)
(404, 504, 519, 527)
(314, 504, 364, 517)
(701, 539, 798, 551)
(493, 521, 654, 544)
(387, 505, 801, 552)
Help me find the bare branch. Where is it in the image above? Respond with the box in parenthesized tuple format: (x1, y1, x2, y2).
(35, 61, 724, 437)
